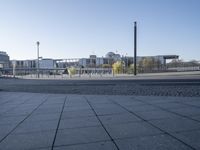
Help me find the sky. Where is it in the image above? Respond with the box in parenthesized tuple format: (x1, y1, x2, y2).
(0, 0, 200, 61)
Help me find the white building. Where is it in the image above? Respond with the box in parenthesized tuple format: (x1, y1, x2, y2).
(11, 58, 56, 69)
(11, 60, 36, 68)
(39, 59, 56, 69)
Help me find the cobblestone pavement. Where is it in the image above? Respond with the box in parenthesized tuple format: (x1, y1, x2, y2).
(0, 92, 200, 150)
(0, 78, 200, 97)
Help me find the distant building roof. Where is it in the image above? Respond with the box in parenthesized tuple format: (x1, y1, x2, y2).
(162, 55, 179, 59)
(0, 51, 8, 56)
(105, 52, 115, 58)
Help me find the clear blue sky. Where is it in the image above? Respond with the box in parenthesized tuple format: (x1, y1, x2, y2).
(0, 0, 200, 61)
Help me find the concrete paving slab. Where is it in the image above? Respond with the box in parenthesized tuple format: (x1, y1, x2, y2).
(13, 120, 58, 134)
(113, 100, 145, 107)
(99, 113, 142, 125)
(172, 130, 200, 150)
(191, 115, 200, 122)
(54, 126, 110, 146)
(150, 117, 200, 133)
(181, 101, 200, 107)
(0, 115, 26, 125)
(135, 110, 179, 121)
(91, 103, 120, 109)
(61, 109, 95, 119)
(0, 131, 55, 150)
(53, 141, 118, 150)
(0, 124, 16, 141)
(115, 134, 193, 150)
(59, 116, 101, 129)
(86, 97, 113, 104)
(136, 96, 177, 104)
(154, 102, 189, 109)
(33, 148, 51, 150)
(94, 107, 127, 115)
(105, 121, 163, 139)
(63, 105, 91, 112)
(3, 108, 35, 116)
(33, 107, 62, 115)
(38, 104, 63, 110)
(125, 104, 162, 112)
(24, 113, 60, 122)
(0, 92, 200, 150)
(65, 102, 90, 107)
(170, 107, 200, 117)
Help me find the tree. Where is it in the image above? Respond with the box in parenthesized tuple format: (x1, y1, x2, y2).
(112, 61, 124, 74)
(127, 64, 136, 74)
(140, 58, 155, 72)
(68, 67, 76, 78)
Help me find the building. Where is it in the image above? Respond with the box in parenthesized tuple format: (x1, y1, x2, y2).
(105, 52, 121, 61)
(0, 51, 10, 69)
(8, 51, 179, 71)
(78, 52, 179, 69)
(56, 58, 79, 68)
(79, 52, 122, 68)
(11, 58, 57, 69)
(39, 58, 56, 69)
(11, 60, 36, 69)
(137, 55, 179, 65)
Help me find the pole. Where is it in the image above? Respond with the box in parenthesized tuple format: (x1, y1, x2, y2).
(13, 61, 16, 78)
(134, 22, 137, 76)
(36, 41, 40, 78)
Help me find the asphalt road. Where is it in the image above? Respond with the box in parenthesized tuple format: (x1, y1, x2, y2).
(0, 77, 200, 97)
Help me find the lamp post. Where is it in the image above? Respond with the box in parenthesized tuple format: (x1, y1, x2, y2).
(13, 60, 16, 78)
(36, 41, 40, 78)
(125, 53, 128, 67)
(134, 22, 137, 76)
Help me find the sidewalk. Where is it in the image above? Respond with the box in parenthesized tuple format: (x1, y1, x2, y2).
(0, 92, 200, 150)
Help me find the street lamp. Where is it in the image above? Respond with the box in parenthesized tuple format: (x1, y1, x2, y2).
(12, 60, 16, 78)
(134, 22, 137, 76)
(125, 53, 128, 68)
(36, 41, 40, 78)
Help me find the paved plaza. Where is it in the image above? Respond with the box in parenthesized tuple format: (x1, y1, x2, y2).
(0, 92, 200, 150)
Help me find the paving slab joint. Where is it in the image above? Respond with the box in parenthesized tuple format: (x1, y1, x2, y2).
(84, 96, 120, 150)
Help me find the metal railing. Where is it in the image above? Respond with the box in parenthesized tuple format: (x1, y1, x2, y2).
(1, 65, 200, 79)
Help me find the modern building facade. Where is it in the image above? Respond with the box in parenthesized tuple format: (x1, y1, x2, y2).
(10, 58, 56, 69)
(9, 51, 179, 70)
(11, 60, 36, 69)
(78, 52, 122, 68)
(39, 59, 56, 69)
(0, 51, 10, 69)
(78, 52, 179, 68)
(137, 55, 179, 66)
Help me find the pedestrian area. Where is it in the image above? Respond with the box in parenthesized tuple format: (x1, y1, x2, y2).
(0, 92, 200, 150)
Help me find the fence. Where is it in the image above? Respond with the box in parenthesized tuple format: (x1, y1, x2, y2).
(1, 65, 200, 79)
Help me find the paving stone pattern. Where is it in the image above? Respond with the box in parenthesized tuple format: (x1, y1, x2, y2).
(0, 92, 200, 150)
